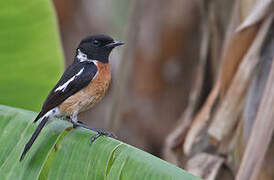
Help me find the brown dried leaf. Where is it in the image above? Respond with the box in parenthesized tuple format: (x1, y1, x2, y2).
(237, 0, 274, 31)
(184, 83, 220, 154)
(183, 0, 272, 154)
(220, 0, 274, 96)
(186, 153, 224, 180)
(219, 25, 259, 95)
(208, 12, 273, 142)
(236, 14, 274, 180)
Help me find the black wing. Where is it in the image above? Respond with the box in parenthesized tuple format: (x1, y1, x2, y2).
(34, 60, 97, 122)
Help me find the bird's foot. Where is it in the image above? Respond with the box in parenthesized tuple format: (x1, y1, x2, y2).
(72, 120, 84, 128)
(89, 130, 117, 145)
(71, 121, 117, 144)
(72, 123, 78, 128)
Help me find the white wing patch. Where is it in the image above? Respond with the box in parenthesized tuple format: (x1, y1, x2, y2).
(55, 68, 84, 92)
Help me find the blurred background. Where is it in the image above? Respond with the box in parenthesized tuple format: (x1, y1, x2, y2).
(52, 0, 201, 156)
(1, 0, 274, 179)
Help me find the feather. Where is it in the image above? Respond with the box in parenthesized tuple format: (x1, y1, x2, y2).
(33, 112, 42, 123)
(38, 60, 98, 120)
(20, 116, 49, 161)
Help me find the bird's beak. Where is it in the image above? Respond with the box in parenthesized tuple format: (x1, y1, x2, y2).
(105, 41, 124, 48)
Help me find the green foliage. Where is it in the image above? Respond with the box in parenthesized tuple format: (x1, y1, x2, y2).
(0, 0, 64, 111)
(0, 105, 200, 180)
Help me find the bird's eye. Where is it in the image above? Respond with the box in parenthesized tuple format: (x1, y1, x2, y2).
(92, 40, 100, 46)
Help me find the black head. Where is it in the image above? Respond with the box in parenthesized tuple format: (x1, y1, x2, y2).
(76, 34, 124, 63)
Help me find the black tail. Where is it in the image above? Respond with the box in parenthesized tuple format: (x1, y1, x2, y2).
(20, 116, 49, 161)
(33, 112, 42, 123)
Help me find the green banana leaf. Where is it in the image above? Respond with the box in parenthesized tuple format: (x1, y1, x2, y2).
(0, 105, 200, 180)
(0, 0, 64, 112)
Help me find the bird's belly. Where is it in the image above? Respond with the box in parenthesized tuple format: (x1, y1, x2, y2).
(77, 90, 105, 113)
(59, 82, 109, 115)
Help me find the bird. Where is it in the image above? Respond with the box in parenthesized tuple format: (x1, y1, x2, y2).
(19, 34, 124, 161)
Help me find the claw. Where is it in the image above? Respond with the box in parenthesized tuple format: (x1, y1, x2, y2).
(72, 124, 78, 128)
(99, 131, 117, 139)
(89, 133, 101, 145)
(88, 131, 117, 145)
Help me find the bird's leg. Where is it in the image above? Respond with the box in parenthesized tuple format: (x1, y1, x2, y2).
(70, 113, 117, 144)
(70, 112, 79, 128)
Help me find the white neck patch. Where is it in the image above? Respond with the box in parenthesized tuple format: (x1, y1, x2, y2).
(76, 49, 98, 64)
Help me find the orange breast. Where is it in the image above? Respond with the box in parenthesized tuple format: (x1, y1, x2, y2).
(59, 62, 111, 115)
